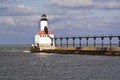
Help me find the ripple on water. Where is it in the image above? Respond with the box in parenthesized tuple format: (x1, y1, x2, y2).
(0, 53, 120, 80)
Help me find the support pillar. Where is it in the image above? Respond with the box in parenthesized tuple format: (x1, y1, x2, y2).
(54, 38, 57, 46)
(101, 37, 104, 47)
(66, 38, 69, 47)
(79, 37, 82, 47)
(93, 37, 96, 47)
(109, 37, 112, 48)
(60, 38, 63, 47)
(72, 38, 75, 47)
(86, 37, 89, 47)
(118, 36, 120, 47)
(51, 38, 53, 46)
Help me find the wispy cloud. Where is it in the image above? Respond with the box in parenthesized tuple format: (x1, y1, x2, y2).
(47, 0, 120, 9)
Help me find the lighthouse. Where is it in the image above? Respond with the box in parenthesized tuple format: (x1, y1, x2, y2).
(40, 13, 48, 31)
(34, 13, 55, 51)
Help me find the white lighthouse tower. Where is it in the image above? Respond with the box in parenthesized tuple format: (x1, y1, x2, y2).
(34, 13, 55, 51)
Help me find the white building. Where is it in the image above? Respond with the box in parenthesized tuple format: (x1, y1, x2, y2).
(34, 13, 55, 50)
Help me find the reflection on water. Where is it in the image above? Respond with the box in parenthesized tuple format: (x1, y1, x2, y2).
(0, 52, 120, 80)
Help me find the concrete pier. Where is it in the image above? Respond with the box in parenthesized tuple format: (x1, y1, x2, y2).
(31, 34, 120, 56)
(40, 46, 120, 56)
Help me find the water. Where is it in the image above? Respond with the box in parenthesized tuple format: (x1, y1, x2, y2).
(0, 45, 120, 80)
(0, 44, 31, 53)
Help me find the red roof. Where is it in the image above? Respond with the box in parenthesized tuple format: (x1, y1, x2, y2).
(36, 30, 53, 35)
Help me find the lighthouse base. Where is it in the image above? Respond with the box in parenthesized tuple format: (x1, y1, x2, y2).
(30, 44, 55, 53)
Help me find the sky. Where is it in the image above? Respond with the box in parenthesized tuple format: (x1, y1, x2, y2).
(0, 0, 120, 44)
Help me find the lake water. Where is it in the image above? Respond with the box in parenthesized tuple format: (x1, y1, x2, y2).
(0, 45, 120, 80)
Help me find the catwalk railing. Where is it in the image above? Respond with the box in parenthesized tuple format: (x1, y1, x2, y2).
(54, 35, 120, 48)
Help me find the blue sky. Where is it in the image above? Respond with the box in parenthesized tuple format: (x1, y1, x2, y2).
(0, 0, 120, 44)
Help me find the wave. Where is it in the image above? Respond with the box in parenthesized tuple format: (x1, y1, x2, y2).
(23, 50, 30, 53)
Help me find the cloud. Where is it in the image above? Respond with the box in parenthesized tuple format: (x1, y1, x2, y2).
(0, 0, 24, 3)
(0, 0, 42, 43)
(0, 15, 41, 27)
(45, 0, 120, 36)
(14, 15, 40, 27)
(0, 17, 15, 26)
(47, 0, 93, 7)
(47, 0, 120, 10)
(48, 13, 120, 36)
(0, 0, 42, 16)
(96, 1, 120, 9)
(0, 4, 41, 16)
(0, 0, 24, 6)
(0, 14, 41, 44)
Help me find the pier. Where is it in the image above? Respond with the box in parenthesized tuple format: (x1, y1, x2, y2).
(54, 34, 120, 48)
(31, 34, 120, 56)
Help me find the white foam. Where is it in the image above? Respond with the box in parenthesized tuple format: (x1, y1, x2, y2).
(23, 50, 30, 53)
